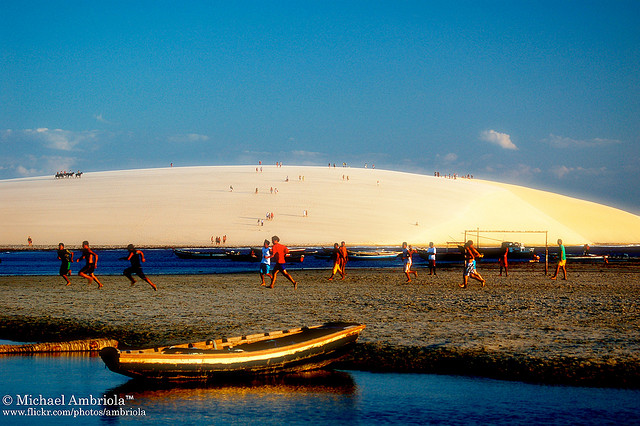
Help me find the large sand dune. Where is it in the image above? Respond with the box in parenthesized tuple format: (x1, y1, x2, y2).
(1, 165, 639, 247)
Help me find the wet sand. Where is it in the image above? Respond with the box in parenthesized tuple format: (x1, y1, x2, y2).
(0, 263, 638, 387)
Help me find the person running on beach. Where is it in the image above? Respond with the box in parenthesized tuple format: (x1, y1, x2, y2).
(57, 242, 73, 286)
(328, 243, 345, 280)
(124, 244, 157, 291)
(551, 239, 567, 280)
(259, 239, 272, 286)
(77, 241, 103, 289)
(402, 242, 418, 282)
(499, 243, 509, 277)
(461, 240, 485, 288)
(426, 242, 437, 276)
(269, 235, 297, 289)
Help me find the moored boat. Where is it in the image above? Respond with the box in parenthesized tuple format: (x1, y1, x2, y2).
(347, 250, 401, 260)
(479, 242, 538, 262)
(173, 249, 228, 259)
(99, 322, 365, 381)
(226, 248, 306, 262)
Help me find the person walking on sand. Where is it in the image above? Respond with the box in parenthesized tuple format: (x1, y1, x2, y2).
(339, 241, 348, 277)
(461, 240, 485, 288)
(426, 242, 437, 276)
(269, 235, 297, 289)
(328, 243, 345, 280)
(551, 239, 567, 280)
(259, 239, 272, 286)
(124, 244, 157, 291)
(57, 242, 73, 286)
(402, 242, 418, 282)
(77, 241, 103, 289)
(498, 243, 509, 277)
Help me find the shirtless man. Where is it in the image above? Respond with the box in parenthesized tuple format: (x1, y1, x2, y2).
(57, 242, 73, 285)
(328, 243, 344, 281)
(402, 242, 418, 282)
(124, 244, 157, 290)
(77, 241, 103, 289)
(461, 240, 485, 288)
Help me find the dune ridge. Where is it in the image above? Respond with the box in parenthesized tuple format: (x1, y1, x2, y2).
(1, 165, 639, 246)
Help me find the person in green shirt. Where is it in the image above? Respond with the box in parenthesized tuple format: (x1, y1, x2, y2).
(551, 239, 567, 280)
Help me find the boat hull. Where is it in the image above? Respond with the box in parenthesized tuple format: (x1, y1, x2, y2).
(173, 249, 227, 259)
(100, 322, 365, 381)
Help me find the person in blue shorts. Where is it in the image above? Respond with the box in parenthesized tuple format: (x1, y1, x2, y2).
(259, 239, 272, 286)
(461, 240, 485, 288)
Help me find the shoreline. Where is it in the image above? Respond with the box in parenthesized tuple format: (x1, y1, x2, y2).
(1, 266, 638, 388)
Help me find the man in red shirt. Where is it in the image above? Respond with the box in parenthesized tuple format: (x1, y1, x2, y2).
(269, 235, 297, 289)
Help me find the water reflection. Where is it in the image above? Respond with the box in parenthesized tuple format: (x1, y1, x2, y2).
(1, 350, 639, 425)
(104, 371, 358, 424)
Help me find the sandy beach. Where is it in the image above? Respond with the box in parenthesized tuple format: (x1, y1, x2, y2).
(1, 263, 638, 387)
(2, 166, 640, 247)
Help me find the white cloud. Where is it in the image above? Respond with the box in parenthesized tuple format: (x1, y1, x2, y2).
(545, 134, 621, 148)
(480, 130, 518, 150)
(22, 128, 100, 151)
(168, 133, 210, 143)
(443, 153, 458, 163)
(550, 165, 608, 179)
(94, 113, 111, 124)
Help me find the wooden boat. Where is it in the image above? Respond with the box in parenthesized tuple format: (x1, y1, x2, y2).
(347, 250, 401, 260)
(226, 248, 306, 263)
(173, 249, 228, 259)
(99, 322, 365, 381)
(478, 242, 538, 262)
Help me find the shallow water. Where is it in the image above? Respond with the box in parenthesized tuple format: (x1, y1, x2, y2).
(0, 351, 638, 425)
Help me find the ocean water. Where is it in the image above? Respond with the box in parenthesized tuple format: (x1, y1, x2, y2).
(4, 245, 637, 276)
(0, 249, 414, 276)
(0, 350, 639, 425)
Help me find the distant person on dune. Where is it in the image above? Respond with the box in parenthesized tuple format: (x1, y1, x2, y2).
(57, 242, 73, 286)
(461, 240, 485, 288)
(124, 244, 157, 291)
(551, 239, 567, 280)
(77, 241, 103, 289)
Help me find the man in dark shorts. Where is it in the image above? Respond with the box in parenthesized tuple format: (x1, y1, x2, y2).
(124, 244, 157, 291)
(57, 242, 73, 286)
(269, 235, 297, 289)
(77, 240, 103, 289)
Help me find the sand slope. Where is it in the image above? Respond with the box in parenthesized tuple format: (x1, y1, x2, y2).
(1, 165, 639, 246)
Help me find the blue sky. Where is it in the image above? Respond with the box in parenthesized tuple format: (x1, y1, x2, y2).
(2, 1, 639, 213)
